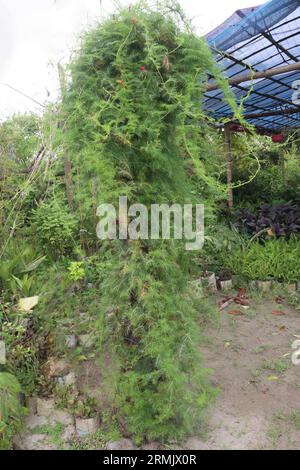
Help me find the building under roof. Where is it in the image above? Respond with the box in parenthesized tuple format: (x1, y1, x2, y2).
(204, 0, 300, 133)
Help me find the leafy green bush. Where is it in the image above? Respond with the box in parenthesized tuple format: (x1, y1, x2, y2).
(0, 240, 45, 297)
(0, 372, 25, 449)
(231, 136, 300, 206)
(32, 198, 78, 257)
(0, 114, 40, 168)
(0, 318, 40, 395)
(200, 223, 246, 276)
(55, 385, 98, 418)
(67, 262, 85, 282)
(10, 274, 35, 297)
(0, 114, 43, 251)
(221, 237, 300, 282)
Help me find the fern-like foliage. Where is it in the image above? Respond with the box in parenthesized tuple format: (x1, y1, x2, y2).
(60, 1, 236, 441)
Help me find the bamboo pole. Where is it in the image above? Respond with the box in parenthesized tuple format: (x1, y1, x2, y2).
(205, 62, 300, 92)
(242, 106, 300, 119)
(58, 63, 74, 210)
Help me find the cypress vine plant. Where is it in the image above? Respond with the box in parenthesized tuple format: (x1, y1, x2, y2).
(61, 1, 236, 442)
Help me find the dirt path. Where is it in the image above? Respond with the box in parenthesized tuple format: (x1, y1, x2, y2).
(201, 295, 300, 450)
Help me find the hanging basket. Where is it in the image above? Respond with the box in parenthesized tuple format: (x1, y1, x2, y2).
(229, 124, 245, 133)
(272, 133, 285, 143)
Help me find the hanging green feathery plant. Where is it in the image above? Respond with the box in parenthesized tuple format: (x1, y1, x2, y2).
(60, 1, 237, 442)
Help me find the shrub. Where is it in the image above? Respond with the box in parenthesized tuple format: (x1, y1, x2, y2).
(67, 261, 85, 282)
(234, 202, 300, 239)
(231, 140, 300, 205)
(60, 1, 234, 441)
(0, 372, 25, 449)
(0, 317, 40, 395)
(32, 198, 78, 257)
(0, 114, 43, 250)
(0, 240, 45, 297)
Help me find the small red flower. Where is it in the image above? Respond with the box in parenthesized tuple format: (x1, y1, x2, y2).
(140, 66, 146, 72)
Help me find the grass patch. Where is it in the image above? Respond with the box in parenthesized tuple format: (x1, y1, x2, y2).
(253, 344, 271, 355)
(31, 423, 65, 448)
(290, 409, 300, 430)
(261, 359, 290, 374)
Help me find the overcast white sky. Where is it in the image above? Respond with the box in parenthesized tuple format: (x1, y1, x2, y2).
(0, 0, 263, 119)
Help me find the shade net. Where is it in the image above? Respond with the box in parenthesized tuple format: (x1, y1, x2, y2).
(204, 0, 300, 131)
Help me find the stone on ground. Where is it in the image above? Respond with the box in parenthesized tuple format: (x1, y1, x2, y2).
(13, 434, 57, 451)
(142, 442, 162, 450)
(36, 397, 56, 417)
(75, 415, 100, 437)
(46, 357, 71, 377)
(62, 425, 76, 441)
(184, 437, 211, 450)
(106, 438, 136, 450)
(24, 414, 48, 430)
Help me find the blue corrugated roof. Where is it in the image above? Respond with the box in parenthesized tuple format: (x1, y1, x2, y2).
(204, 0, 300, 131)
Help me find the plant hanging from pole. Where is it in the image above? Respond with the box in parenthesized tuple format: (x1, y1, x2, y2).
(60, 1, 236, 442)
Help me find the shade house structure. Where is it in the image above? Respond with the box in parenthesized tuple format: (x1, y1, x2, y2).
(203, 0, 300, 206)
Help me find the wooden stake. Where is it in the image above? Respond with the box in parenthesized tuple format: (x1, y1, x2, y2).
(281, 153, 286, 187)
(57, 63, 74, 210)
(224, 124, 233, 208)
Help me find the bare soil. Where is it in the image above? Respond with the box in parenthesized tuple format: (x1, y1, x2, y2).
(200, 294, 300, 450)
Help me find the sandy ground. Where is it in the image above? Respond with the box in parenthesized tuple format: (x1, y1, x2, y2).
(200, 294, 300, 450)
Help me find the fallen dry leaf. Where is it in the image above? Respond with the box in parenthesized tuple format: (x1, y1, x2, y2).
(228, 309, 243, 316)
(272, 310, 287, 316)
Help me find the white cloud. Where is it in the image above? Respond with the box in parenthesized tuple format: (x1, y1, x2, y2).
(0, 0, 262, 118)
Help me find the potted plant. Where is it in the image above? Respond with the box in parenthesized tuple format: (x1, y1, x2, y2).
(200, 270, 217, 292)
(217, 269, 233, 291)
(74, 397, 100, 437)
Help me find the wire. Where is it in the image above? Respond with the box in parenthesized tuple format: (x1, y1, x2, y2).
(1, 83, 45, 108)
